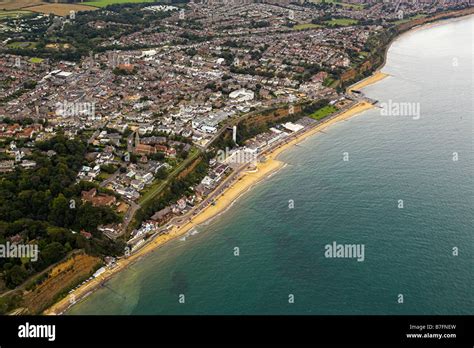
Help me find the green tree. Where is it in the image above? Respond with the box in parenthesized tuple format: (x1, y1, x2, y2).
(48, 194, 70, 227)
(41, 242, 66, 265)
(5, 265, 28, 288)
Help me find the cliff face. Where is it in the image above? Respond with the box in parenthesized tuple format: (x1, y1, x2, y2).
(243, 104, 303, 129)
(340, 52, 379, 85)
(340, 7, 474, 87)
(396, 7, 474, 33)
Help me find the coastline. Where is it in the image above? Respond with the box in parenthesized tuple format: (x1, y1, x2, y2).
(347, 71, 389, 93)
(347, 10, 474, 95)
(42, 12, 473, 316)
(44, 100, 376, 315)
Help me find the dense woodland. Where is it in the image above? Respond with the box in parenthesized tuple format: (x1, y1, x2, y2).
(0, 135, 124, 289)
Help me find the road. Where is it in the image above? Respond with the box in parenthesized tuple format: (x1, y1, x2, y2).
(99, 168, 121, 188)
(126, 103, 273, 231)
(126, 95, 373, 256)
(122, 97, 363, 237)
(122, 200, 140, 233)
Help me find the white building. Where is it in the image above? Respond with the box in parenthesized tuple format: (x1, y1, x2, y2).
(229, 88, 255, 102)
(282, 122, 304, 133)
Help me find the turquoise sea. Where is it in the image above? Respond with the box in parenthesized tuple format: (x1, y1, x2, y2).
(70, 16, 473, 315)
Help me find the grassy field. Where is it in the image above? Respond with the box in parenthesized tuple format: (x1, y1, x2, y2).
(25, 3, 97, 16)
(394, 14, 427, 25)
(309, 0, 364, 10)
(29, 57, 44, 63)
(97, 172, 112, 181)
(84, 0, 159, 8)
(324, 18, 359, 26)
(323, 76, 336, 88)
(293, 23, 322, 30)
(310, 105, 338, 120)
(7, 41, 37, 49)
(0, 9, 33, 18)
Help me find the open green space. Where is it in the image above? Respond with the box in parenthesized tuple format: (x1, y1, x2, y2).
(293, 23, 322, 30)
(309, 105, 337, 120)
(310, 0, 364, 10)
(323, 77, 337, 88)
(84, 0, 159, 8)
(394, 14, 427, 25)
(0, 10, 33, 19)
(6, 41, 37, 49)
(324, 18, 359, 26)
(29, 57, 44, 63)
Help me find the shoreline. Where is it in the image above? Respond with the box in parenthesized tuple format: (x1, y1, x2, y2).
(346, 11, 474, 95)
(44, 100, 377, 315)
(42, 12, 472, 316)
(347, 71, 389, 94)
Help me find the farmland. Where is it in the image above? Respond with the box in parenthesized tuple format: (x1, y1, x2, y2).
(0, 0, 43, 11)
(25, 3, 98, 16)
(84, 0, 159, 8)
(310, 0, 364, 10)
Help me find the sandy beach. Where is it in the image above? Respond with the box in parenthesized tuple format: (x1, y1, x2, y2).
(44, 98, 377, 315)
(41, 11, 474, 315)
(348, 71, 389, 93)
